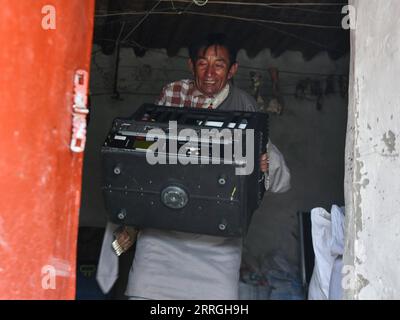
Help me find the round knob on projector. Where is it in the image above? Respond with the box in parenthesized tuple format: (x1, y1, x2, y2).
(218, 175, 226, 185)
(117, 209, 126, 220)
(114, 166, 121, 175)
(218, 219, 227, 231)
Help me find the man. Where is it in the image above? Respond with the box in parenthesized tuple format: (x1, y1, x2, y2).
(97, 33, 290, 300)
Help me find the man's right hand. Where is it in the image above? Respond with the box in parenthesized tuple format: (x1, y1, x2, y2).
(114, 226, 138, 253)
(260, 153, 269, 173)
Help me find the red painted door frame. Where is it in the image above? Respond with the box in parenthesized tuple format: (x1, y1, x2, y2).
(0, 0, 95, 299)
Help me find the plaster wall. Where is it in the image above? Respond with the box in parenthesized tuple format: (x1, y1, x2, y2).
(344, 0, 400, 299)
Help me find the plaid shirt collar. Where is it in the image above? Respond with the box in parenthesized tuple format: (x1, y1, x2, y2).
(191, 82, 230, 109)
(156, 79, 230, 109)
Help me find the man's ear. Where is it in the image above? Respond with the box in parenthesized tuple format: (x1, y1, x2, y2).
(188, 59, 195, 75)
(228, 62, 238, 80)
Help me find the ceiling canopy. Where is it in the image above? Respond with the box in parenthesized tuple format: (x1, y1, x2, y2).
(94, 0, 350, 61)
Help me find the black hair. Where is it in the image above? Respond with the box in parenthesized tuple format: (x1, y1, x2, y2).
(188, 33, 238, 67)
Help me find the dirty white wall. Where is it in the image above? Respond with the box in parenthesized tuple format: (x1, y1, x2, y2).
(344, 0, 400, 299)
(80, 45, 349, 266)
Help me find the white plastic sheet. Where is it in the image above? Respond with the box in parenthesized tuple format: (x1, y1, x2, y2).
(308, 205, 345, 300)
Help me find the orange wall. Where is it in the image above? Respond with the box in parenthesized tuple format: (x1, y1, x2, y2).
(0, 0, 94, 299)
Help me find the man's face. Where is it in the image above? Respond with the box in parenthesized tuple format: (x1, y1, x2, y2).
(189, 45, 238, 97)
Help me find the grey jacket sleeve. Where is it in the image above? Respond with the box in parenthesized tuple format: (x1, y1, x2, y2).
(265, 140, 291, 193)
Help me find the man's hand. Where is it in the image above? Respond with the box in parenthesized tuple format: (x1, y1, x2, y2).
(260, 153, 268, 173)
(113, 226, 138, 255)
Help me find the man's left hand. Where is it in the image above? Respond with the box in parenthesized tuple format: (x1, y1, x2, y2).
(260, 153, 268, 173)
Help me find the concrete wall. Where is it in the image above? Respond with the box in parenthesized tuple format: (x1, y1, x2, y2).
(344, 0, 400, 299)
(80, 45, 349, 265)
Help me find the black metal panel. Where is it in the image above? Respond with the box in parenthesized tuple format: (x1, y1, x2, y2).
(101, 104, 268, 237)
(298, 211, 315, 295)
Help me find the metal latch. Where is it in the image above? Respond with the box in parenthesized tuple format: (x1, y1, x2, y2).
(70, 69, 89, 153)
